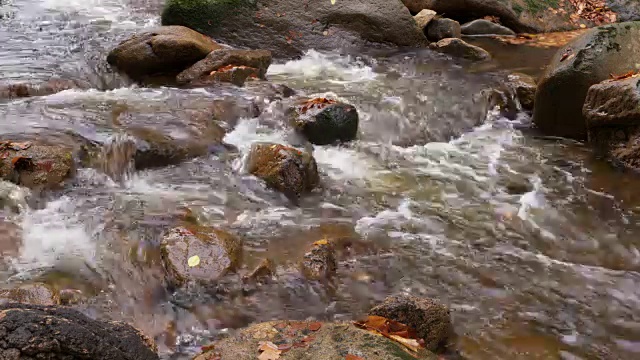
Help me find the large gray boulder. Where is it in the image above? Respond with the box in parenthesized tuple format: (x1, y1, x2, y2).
(161, 0, 427, 58)
(533, 22, 640, 140)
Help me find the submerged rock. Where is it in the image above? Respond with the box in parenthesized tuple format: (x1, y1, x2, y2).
(414, 9, 437, 31)
(534, 22, 640, 140)
(161, 0, 427, 59)
(161, 225, 243, 287)
(288, 98, 359, 145)
(0, 79, 78, 100)
(461, 19, 516, 36)
(0, 141, 75, 190)
(0, 283, 59, 306)
(176, 49, 272, 86)
(299, 241, 337, 281)
(246, 143, 319, 200)
(429, 38, 491, 61)
(369, 294, 454, 353)
(0, 303, 159, 359)
(583, 76, 640, 170)
(107, 26, 221, 80)
(426, 18, 461, 42)
(194, 320, 438, 360)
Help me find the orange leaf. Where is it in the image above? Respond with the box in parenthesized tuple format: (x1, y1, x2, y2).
(346, 355, 365, 360)
(308, 322, 322, 331)
(610, 70, 637, 81)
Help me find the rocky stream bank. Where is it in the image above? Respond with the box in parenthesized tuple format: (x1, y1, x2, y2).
(2, 0, 640, 359)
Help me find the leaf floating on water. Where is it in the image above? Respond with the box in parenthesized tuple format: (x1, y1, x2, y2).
(188, 255, 200, 267)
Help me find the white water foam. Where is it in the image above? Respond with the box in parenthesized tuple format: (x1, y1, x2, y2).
(11, 196, 98, 273)
(268, 50, 377, 83)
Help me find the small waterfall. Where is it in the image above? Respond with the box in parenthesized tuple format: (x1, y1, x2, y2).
(98, 132, 137, 183)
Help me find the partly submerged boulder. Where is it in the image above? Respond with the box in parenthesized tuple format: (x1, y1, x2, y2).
(461, 19, 516, 36)
(583, 75, 640, 170)
(288, 98, 359, 145)
(0, 283, 59, 306)
(533, 22, 640, 140)
(429, 38, 491, 61)
(426, 18, 461, 42)
(161, 0, 427, 58)
(299, 240, 337, 281)
(0, 79, 78, 100)
(161, 225, 243, 287)
(369, 294, 454, 353)
(0, 303, 158, 359)
(246, 143, 319, 200)
(507, 72, 537, 111)
(402, 0, 615, 33)
(0, 141, 74, 190)
(107, 26, 221, 80)
(194, 320, 438, 360)
(176, 49, 272, 86)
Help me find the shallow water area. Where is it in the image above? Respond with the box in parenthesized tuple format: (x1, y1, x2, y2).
(1, 1, 640, 359)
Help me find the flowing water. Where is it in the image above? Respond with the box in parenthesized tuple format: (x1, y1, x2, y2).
(2, 0, 640, 359)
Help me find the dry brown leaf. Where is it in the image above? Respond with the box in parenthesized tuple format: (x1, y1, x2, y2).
(610, 70, 637, 81)
(313, 239, 328, 246)
(389, 335, 421, 352)
(308, 322, 322, 331)
(258, 341, 281, 360)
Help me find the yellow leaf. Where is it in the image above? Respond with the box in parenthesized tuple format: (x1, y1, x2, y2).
(331, 0, 336, 4)
(258, 342, 281, 360)
(313, 239, 328, 246)
(188, 255, 200, 267)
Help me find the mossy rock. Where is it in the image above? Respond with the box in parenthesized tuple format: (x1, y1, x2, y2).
(194, 321, 438, 360)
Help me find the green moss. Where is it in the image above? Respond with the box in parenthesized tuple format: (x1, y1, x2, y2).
(524, 0, 559, 14)
(161, 0, 256, 36)
(513, 3, 524, 16)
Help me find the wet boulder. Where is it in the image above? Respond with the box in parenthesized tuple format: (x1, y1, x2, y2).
(0, 303, 159, 359)
(414, 9, 437, 31)
(429, 38, 491, 61)
(107, 26, 221, 80)
(0, 283, 59, 306)
(161, 0, 427, 59)
(507, 72, 536, 111)
(246, 143, 319, 200)
(288, 98, 359, 145)
(402, 0, 602, 33)
(176, 49, 272, 87)
(299, 241, 337, 281)
(426, 18, 461, 42)
(583, 76, 640, 170)
(194, 320, 437, 360)
(0, 141, 74, 190)
(369, 294, 454, 353)
(461, 19, 516, 36)
(161, 225, 243, 287)
(533, 22, 640, 140)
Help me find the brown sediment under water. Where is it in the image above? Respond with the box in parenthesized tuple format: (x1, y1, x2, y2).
(1, 1, 640, 359)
